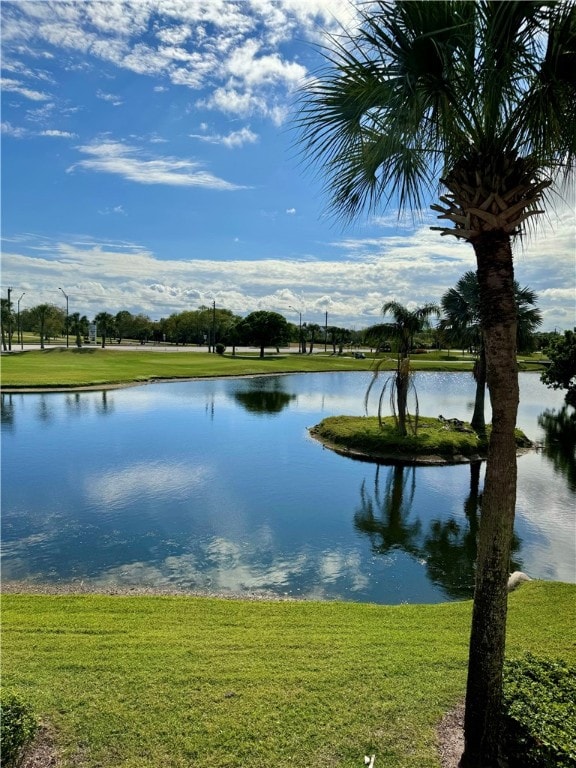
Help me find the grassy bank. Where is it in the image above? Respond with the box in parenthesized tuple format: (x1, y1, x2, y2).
(2, 582, 574, 768)
(0, 348, 546, 389)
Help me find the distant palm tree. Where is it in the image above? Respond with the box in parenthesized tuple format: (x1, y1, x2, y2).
(69, 312, 88, 348)
(441, 272, 542, 434)
(366, 301, 439, 436)
(297, 3, 575, 763)
(94, 312, 115, 349)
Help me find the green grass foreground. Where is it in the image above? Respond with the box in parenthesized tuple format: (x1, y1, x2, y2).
(2, 583, 575, 768)
(311, 416, 531, 462)
(0, 348, 545, 389)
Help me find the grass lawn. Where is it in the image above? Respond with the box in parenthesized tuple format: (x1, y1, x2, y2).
(0, 348, 546, 389)
(2, 582, 574, 768)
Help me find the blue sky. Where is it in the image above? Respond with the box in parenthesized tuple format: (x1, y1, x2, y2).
(1, 0, 574, 332)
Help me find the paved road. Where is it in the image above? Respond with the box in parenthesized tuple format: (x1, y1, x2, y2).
(3, 344, 317, 355)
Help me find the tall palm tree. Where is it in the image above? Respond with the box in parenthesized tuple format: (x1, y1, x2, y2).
(298, 3, 576, 765)
(442, 272, 542, 434)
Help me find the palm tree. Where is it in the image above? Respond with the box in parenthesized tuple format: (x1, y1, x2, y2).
(442, 272, 542, 434)
(380, 301, 439, 358)
(94, 312, 115, 349)
(298, 4, 575, 765)
(306, 323, 321, 354)
(364, 301, 440, 436)
(366, 301, 439, 436)
(69, 312, 88, 348)
(0, 298, 11, 351)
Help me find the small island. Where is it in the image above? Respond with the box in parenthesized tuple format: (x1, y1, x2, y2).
(310, 415, 532, 466)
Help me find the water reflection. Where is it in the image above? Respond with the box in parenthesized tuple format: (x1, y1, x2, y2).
(538, 406, 576, 491)
(1, 394, 14, 429)
(1, 373, 573, 602)
(95, 389, 114, 416)
(354, 461, 524, 600)
(354, 465, 421, 557)
(232, 377, 296, 415)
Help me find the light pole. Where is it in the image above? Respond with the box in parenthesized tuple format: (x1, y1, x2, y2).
(289, 305, 303, 353)
(7, 287, 12, 351)
(17, 293, 25, 349)
(58, 287, 69, 348)
(212, 300, 216, 353)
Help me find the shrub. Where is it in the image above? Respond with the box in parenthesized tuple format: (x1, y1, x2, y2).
(502, 654, 576, 768)
(0, 689, 38, 767)
(215, 343, 226, 355)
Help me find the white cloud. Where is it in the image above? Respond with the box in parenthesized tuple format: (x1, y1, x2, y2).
(1, 77, 50, 101)
(98, 205, 127, 216)
(286, 208, 296, 214)
(1, 122, 27, 138)
(40, 129, 76, 138)
(1, 0, 357, 127)
(67, 139, 248, 190)
(190, 126, 259, 148)
(2, 209, 573, 331)
(96, 90, 122, 105)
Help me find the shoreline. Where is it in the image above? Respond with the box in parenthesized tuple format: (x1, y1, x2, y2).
(309, 426, 534, 466)
(0, 371, 301, 394)
(0, 579, 304, 601)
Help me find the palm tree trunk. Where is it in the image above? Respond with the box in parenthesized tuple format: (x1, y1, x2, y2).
(461, 233, 519, 768)
(471, 345, 487, 435)
(396, 357, 410, 437)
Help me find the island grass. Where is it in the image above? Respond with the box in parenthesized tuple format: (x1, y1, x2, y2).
(310, 415, 531, 461)
(2, 583, 574, 768)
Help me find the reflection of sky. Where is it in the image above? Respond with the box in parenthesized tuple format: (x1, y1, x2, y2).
(1, 373, 573, 601)
(86, 462, 213, 508)
(83, 537, 375, 600)
(516, 452, 576, 583)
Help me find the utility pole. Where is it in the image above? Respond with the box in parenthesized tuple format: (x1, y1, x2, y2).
(324, 311, 328, 353)
(289, 305, 303, 353)
(212, 300, 216, 353)
(7, 287, 12, 351)
(58, 288, 69, 348)
(17, 293, 25, 349)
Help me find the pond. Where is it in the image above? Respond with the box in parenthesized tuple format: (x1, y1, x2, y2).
(1, 372, 574, 604)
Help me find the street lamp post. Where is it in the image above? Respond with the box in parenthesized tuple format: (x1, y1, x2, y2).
(17, 293, 25, 350)
(289, 305, 303, 353)
(58, 287, 69, 348)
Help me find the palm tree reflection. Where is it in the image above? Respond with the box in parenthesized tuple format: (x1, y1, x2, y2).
(422, 461, 482, 599)
(354, 461, 523, 600)
(353, 464, 421, 557)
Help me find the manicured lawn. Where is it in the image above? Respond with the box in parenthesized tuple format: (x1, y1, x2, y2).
(0, 348, 545, 389)
(2, 582, 574, 768)
(0, 348, 375, 387)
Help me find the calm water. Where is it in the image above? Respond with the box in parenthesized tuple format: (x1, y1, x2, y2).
(1, 372, 574, 603)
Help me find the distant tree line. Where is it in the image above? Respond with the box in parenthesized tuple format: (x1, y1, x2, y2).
(0, 280, 567, 358)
